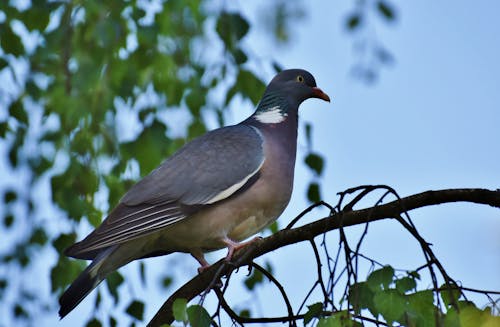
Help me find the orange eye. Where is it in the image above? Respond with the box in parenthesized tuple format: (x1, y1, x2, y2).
(296, 75, 304, 83)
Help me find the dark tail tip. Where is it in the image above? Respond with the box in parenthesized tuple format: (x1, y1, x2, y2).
(59, 268, 98, 319)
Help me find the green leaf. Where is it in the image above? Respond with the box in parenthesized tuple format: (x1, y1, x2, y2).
(72, 129, 93, 155)
(304, 302, 323, 325)
(457, 306, 500, 327)
(348, 282, 375, 314)
(104, 174, 127, 209)
(408, 270, 421, 280)
(0, 121, 8, 138)
(233, 48, 248, 64)
(239, 309, 251, 318)
(20, 6, 51, 31)
(0, 278, 8, 290)
(3, 214, 14, 228)
(172, 298, 188, 322)
(267, 221, 279, 234)
(346, 14, 362, 31)
(50, 257, 82, 292)
(373, 289, 406, 324)
(186, 305, 212, 327)
(121, 120, 169, 176)
(395, 276, 416, 294)
(51, 159, 99, 219)
(14, 303, 28, 318)
(244, 267, 264, 290)
(105, 272, 124, 304)
(272, 61, 284, 73)
(139, 262, 146, 286)
(444, 307, 460, 327)
(0, 57, 8, 70)
(318, 311, 361, 327)
(216, 12, 250, 47)
(188, 119, 207, 139)
(226, 69, 266, 106)
(95, 292, 102, 314)
(0, 25, 25, 56)
(162, 276, 173, 289)
(307, 182, 321, 203)
(4, 189, 17, 203)
(29, 227, 48, 246)
(367, 265, 394, 291)
(9, 100, 28, 125)
(305, 153, 324, 176)
(185, 87, 207, 116)
(458, 305, 485, 327)
(85, 318, 103, 327)
(376, 1, 396, 21)
(406, 290, 435, 326)
(31, 156, 53, 175)
(317, 315, 339, 327)
(53, 233, 77, 253)
(304, 122, 312, 147)
(440, 283, 461, 307)
(126, 300, 145, 321)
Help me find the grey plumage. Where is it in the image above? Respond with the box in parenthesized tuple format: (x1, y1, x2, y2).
(59, 68, 330, 318)
(65, 125, 265, 259)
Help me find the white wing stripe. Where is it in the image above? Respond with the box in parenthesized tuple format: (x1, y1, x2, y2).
(113, 205, 157, 222)
(86, 214, 185, 250)
(105, 206, 180, 232)
(204, 160, 264, 204)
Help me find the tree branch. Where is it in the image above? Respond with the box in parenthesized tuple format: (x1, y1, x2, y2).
(147, 187, 500, 327)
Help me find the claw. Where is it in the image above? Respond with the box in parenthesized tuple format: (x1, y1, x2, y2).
(222, 236, 262, 262)
(191, 250, 211, 273)
(191, 236, 262, 273)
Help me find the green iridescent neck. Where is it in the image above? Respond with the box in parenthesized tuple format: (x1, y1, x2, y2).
(255, 91, 289, 114)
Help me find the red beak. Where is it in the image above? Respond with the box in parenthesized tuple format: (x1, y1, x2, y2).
(312, 87, 331, 102)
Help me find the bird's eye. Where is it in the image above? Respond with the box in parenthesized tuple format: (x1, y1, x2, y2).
(296, 75, 304, 83)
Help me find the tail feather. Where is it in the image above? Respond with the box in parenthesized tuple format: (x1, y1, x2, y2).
(59, 247, 115, 318)
(58, 266, 101, 318)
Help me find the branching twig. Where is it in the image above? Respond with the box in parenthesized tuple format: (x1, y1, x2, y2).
(146, 187, 500, 327)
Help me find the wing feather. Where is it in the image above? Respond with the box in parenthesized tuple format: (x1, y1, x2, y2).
(65, 124, 265, 259)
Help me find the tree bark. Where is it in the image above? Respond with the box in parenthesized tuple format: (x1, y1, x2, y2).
(147, 188, 500, 327)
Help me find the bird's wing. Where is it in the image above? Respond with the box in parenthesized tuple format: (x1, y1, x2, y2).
(121, 124, 265, 206)
(65, 124, 265, 258)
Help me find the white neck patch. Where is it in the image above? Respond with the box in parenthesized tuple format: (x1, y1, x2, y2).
(254, 106, 287, 124)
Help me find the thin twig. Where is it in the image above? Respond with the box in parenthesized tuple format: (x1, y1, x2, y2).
(147, 188, 500, 326)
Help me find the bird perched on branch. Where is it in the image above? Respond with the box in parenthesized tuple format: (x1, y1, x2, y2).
(59, 68, 330, 318)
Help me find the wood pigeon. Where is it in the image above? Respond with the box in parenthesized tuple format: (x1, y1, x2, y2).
(59, 68, 330, 318)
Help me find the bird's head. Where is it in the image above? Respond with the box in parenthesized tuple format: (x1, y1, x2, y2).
(253, 69, 330, 124)
(267, 69, 330, 104)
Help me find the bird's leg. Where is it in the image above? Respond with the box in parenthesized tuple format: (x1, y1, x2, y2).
(222, 236, 262, 262)
(191, 250, 211, 273)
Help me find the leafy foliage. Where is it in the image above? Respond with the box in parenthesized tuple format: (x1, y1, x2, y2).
(345, 0, 396, 82)
(125, 300, 145, 321)
(2, 1, 497, 327)
(304, 122, 326, 203)
(0, 0, 304, 324)
(173, 298, 212, 327)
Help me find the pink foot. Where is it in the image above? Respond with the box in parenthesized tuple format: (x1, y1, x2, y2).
(222, 236, 262, 262)
(191, 250, 211, 273)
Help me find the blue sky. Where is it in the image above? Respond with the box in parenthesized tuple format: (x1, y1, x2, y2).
(215, 0, 500, 321)
(275, 0, 500, 313)
(13, 0, 499, 325)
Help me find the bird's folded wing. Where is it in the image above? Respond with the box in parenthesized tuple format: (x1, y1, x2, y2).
(65, 124, 265, 258)
(121, 124, 265, 205)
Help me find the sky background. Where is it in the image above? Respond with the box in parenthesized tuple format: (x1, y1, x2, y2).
(7, 0, 498, 325)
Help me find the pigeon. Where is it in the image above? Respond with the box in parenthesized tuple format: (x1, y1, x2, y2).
(59, 68, 330, 318)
